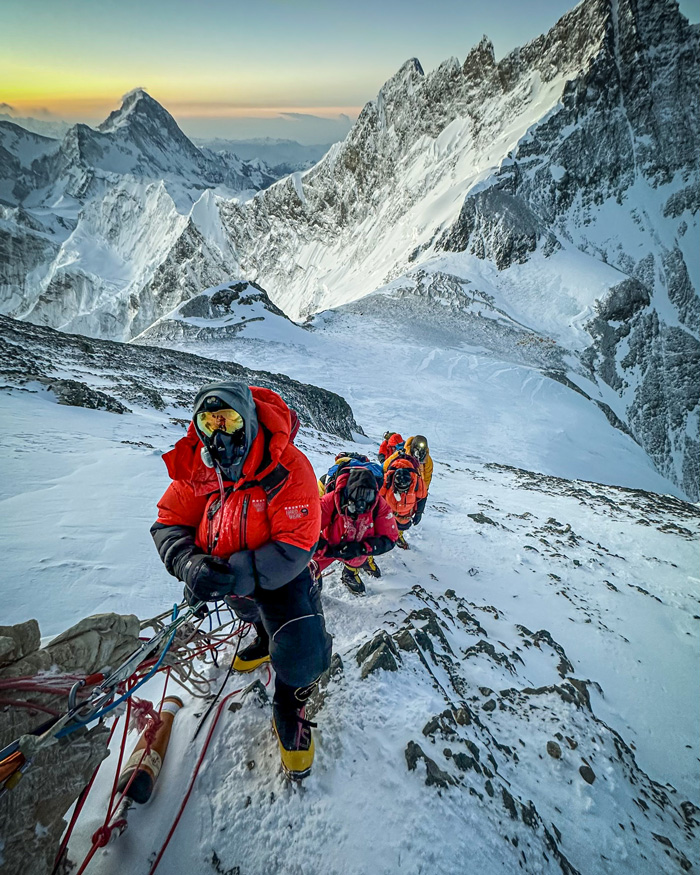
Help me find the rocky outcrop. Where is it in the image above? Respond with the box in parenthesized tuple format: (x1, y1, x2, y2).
(219, 0, 699, 497)
(134, 279, 305, 346)
(0, 614, 141, 875)
(0, 314, 362, 439)
(356, 575, 699, 874)
(434, 0, 700, 497)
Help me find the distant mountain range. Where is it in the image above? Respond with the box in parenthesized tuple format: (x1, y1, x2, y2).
(0, 0, 697, 500)
(192, 137, 334, 174)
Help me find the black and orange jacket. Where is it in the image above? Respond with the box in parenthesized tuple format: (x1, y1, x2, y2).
(152, 386, 321, 592)
(380, 456, 427, 525)
(385, 436, 433, 490)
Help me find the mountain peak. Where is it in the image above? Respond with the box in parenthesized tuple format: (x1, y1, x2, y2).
(462, 35, 496, 80)
(98, 88, 180, 135)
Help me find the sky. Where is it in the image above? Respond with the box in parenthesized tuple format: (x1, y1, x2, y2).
(3, 0, 699, 143)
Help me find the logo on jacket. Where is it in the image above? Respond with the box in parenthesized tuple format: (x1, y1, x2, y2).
(285, 504, 310, 520)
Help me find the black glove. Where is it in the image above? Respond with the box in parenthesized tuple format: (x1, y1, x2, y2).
(316, 535, 329, 553)
(412, 512, 422, 527)
(183, 587, 210, 618)
(183, 554, 236, 602)
(332, 542, 366, 560)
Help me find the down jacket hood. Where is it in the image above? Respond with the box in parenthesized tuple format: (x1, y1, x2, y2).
(192, 382, 259, 481)
(163, 385, 292, 494)
(332, 468, 379, 516)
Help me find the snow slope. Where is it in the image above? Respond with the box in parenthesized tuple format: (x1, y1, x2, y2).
(1, 304, 697, 875)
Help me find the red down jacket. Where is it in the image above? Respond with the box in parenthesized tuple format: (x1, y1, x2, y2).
(313, 470, 398, 572)
(155, 387, 321, 590)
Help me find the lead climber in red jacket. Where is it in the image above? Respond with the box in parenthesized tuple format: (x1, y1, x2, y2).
(378, 431, 404, 463)
(312, 467, 399, 594)
(150, 381, 331, 779)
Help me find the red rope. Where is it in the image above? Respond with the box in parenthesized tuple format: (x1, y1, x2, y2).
(148, 663, 272, 875)
(51, 718, 120, 875)
(49, 624, 247, 874)
(0, 698, 61, 716)
(70, 670, 173, 875)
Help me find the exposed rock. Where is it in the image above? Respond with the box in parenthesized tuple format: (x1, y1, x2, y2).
(547, 740, 563, 759)
(2, 613, 140, 679)
(36, 376, 130, 414)
(0, 314, 362, 440)
(392, 629, 419, 652)
(502, 786, 519, 820)
(0, 614, 141, 875)
(467, 512, 498, 526)
(579, 764, 596, 785)
(0, 619, 41, 667)
(464, 640, 522, 673)
(516, 626, 574, 677)
(359, 643, 399, 679)
(404, 740, 457, 788)
(356, 630, 399, 666)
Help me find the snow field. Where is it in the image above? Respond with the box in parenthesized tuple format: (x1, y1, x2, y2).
(1, 305, 697, 874)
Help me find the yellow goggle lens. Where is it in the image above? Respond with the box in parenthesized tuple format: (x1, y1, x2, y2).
(196, 408, 244, 437)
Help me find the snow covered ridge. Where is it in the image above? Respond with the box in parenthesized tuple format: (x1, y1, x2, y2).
(0, 314, 360, 439)
(218, 0, 699, 500)
(346, 263, 698, 501)
(1, 0, 698, 500)
(131, 279, 309, 346)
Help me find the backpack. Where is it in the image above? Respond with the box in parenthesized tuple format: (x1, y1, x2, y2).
(324, 454, 384, 493)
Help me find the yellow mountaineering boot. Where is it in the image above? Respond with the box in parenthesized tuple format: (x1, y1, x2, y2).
(341, 563, 366, 594)
(272, 703, 316, 779)
(396, 531, 409, 550)
(364, 555, 381, 578)
(232, 633, 271, 673)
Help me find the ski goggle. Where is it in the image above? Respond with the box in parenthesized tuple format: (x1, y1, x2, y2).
(195, 408, 244, 438)
(393, 471, 413, 490)
(346, 487, 377, 513)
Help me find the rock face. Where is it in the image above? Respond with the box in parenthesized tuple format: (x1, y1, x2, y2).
(361, 574, 699, 874)
(0, 314, 362, 439)
(0, 614, 141, 875)
(436, 0, 700, 500)
(216, 0, 699, 499)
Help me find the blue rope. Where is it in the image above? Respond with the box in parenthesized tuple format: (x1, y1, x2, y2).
(54, 606, 181, 740)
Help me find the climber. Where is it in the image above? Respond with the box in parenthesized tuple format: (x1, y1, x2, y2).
(385, 434, 433, 512)
(150, 382, 331, 779)
(378, 431, 404, 464)
(312, 467, 398, 594)
(404, 435, 433, 497)
(381, 454, 427, 550)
